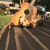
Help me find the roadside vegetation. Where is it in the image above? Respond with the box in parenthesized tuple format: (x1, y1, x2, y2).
(0, 13, 11, 30)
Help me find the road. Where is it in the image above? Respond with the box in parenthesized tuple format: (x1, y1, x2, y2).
(0, 25, 50, 50)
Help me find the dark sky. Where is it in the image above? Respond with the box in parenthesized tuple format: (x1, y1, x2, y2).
(0, 0, 50, 11)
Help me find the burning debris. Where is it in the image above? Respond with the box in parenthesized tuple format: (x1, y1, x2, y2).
(11, 0, 38, 28)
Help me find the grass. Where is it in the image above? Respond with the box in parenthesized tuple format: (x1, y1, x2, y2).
(0, 15, 11, 29)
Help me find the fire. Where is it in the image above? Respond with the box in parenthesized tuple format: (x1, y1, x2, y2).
(11, 2, 37, 27)
(31, 6, 37, 27)
(11, 2, 30, 26)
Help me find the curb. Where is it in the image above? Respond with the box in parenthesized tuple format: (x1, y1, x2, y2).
(0, 23, 10, 39)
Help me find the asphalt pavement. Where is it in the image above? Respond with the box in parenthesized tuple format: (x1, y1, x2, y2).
(0, 26, 50, 50)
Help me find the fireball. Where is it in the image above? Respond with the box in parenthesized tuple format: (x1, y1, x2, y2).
(11, 2, 30, 26)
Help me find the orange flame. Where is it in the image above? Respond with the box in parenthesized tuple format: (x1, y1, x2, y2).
(11, 2, 30, 26)
(11, 2, 37, 27)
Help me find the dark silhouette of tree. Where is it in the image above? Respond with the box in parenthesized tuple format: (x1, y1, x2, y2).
(12, 0, 20, 4)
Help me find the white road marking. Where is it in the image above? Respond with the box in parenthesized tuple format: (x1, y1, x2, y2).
(37, 28, 50, 37)
(5, 32, 10, 50)
(0, 23, 10, 39)
(22, 34, 35, 50)
(24, 28, 49, 50)
(14, 27, 22, 50)
(0, 26, 7, 39)
(39, 27, 50, 32)
(14, 27, 35, 50)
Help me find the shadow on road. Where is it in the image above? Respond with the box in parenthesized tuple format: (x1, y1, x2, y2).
(8, 27, 16, 50)
(0, 26, 16, 50)
(0, 26, 9, 50)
